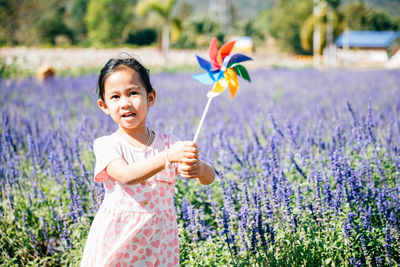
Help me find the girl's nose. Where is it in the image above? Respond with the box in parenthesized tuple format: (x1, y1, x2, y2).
(121, 96, 132, 108)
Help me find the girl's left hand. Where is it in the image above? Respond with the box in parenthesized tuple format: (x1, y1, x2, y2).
(178, 160, 203, 179)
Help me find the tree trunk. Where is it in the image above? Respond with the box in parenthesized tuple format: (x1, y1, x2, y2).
(326, 6, 335, 67)
(313, 0, 321, 68)
(161, 24, 170, 64)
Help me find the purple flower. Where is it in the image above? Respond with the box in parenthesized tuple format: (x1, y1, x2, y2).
(296, 186, 303, 214)
(344, 212, 356, 237)
(384, 227, 393, 261)
(362, 207, 372, 231)
(61, 218, 71, 250)
(221, 206, 238, 256)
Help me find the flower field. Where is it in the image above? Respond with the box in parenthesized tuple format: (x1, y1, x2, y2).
(1, 69, 400, 266)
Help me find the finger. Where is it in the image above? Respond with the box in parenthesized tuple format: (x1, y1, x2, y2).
(182, 141, 197, 147)
(178, 164, 199, 172)
(184, 147, 198, 154)
(181, 157, 197, 164)
(180, 173, 199, 179)
(180, 174, 196, 179)
(178, 165, 190, 172)
(184, 152, 198, 158)
(179, 164, 197, 172)
(179, 166, 200, 175)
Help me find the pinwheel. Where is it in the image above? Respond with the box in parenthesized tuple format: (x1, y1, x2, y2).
(192, 37, 252, 142)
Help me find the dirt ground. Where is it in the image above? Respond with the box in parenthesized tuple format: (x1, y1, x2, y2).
(0, 46, 313, 73)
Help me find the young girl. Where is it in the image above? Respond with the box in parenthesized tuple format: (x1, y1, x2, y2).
(80, 57, 215, 267)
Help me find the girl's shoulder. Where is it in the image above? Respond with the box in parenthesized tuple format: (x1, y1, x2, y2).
(93, 133, 117, 147)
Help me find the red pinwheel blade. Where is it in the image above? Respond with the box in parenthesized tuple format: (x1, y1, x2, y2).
(209, 38, 220, 69)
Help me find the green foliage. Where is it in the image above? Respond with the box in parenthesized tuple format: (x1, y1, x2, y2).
(342, 2, 400, 31)
(126, 28, 158, 46)
(36, 4, 74, 45)
(0, 57, 34, 78)
(65, 0, 89, 44)
(0, 0, 18, 45)
(1, 106, 400, 265)
(172, 16, 225, 49)
(269, 0, 314, 54)
(136, 0, 176, 19)
(85, 0, 134, 46)
(300, 6, 345, 54)
(1, 0, 400, 49)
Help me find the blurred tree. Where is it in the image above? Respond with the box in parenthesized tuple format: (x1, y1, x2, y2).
(65, 0, 89, 44)
(0, 1, 70, 45)
(233, 5, 267, 49)
(136, 0, 181, 62)
(341, 2, 399, 31)
(235, 19, 265, 50)
(253, 9, 270, 42)
(269, 0, 313, 54)
(86, 0, 134, 46)
(126, 28, 157, 46)
(171, 1, 191, 43)
(172, 15, 225, 49)
(300, 0, 344, 54)
(36, 2, 74, 45)
(0, 0, 20, 45)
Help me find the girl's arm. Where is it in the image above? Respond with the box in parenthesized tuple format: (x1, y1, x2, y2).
(107, 141, 198, 185)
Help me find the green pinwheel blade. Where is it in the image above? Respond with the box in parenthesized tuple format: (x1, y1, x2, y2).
(232, 64, 251, 82)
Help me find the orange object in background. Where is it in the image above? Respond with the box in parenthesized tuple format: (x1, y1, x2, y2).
(36, 64, 55, 81)
(231, 36, 253, 56)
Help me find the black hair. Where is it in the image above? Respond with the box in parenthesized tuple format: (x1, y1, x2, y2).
(97, 56, 153, 101)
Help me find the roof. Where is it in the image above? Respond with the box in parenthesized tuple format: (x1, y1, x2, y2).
(336, 31, 400, 48)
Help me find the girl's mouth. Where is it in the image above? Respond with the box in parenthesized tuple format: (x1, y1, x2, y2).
(122, 112, 135, 118)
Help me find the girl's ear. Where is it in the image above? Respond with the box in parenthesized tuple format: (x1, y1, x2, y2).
(97, 99, 110, 115)
(147, 90, 156, 107)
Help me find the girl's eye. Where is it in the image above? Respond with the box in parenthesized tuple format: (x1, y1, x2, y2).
(130, 91, 137, 96)
(111, 95, 119, 99)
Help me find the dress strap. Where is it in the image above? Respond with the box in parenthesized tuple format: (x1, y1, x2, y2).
(162, 133, 169, 148)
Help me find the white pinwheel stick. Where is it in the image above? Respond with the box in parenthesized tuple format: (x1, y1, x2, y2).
(193, 96, 213, 143)
(192, 84, 220, 143)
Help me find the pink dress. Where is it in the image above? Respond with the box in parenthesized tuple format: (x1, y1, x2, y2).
(80, 131, 180, 267)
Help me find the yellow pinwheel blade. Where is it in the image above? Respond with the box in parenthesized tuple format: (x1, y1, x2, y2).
(211, 79, 227, 93)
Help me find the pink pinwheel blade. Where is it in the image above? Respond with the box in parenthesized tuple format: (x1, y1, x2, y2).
(209, 38, 220, 69)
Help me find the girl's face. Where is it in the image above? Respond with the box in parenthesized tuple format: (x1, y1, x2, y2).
(98, 68, 156, 132)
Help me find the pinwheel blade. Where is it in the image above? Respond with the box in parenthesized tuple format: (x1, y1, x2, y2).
(210, 79, 227, 95)
(225, 68, 239, 98)
(226, 54, 252, 68)
(232, 64, 251, 82)
(209, 38, 220, 69)
(192, 73, 215, 85)
(195, 55, 213, 71)
(218, 40, 236, 65)
(217, 70, 225, 80)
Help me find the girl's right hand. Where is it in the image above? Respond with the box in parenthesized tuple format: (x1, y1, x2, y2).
(167, 141, 198, 163)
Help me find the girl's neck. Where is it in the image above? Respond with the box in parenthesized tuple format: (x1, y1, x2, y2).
(117, 126, 153, 148)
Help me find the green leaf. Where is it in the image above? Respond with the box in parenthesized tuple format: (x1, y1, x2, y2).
(233, 64, 251, 82)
